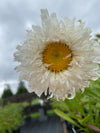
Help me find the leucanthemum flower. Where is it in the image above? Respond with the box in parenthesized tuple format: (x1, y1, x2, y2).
(14, 9, 100, 100)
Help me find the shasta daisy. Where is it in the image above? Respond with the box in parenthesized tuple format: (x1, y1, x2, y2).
(14, 9, 100, 100)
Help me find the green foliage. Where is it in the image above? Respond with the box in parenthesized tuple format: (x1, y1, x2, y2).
(16, 81, 28, 95)
(2, 84, 13, 99)
(0, 103, 23, 133)
(47, 109, 54, 116)
(0, 98, 43, 132)
(30, 112, 40, 118)
(21, 101, 29, 107)
(30, 109, 54, 118)
(53, 78, 100, 133)
(31, 99, 40, 105)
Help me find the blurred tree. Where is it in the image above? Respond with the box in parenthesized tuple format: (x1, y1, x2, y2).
(16, 81, 28, 95)
(2, 84, 13, 98)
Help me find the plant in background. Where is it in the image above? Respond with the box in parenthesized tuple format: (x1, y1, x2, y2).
(53, 78, 100, 133)
(2, 84, 13, 99)
(0, 103, 23, 133)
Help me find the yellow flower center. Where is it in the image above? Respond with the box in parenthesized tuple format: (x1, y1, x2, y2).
(42, 41, 72, 73)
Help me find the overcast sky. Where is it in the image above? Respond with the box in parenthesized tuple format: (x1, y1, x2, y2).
(0, 0, 100, 96)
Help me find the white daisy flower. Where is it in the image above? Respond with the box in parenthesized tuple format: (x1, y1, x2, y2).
(14, 9, 100, 100)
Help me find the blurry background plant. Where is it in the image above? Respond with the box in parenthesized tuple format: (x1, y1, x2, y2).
(0, 103, 23, 133)
(0, 80, 28, 133)
(0, 79, 53, 133)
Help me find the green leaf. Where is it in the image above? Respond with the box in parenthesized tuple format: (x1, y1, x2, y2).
(86, 89, 100, 102)
(68, 113, 82, 122)
(80, 115, 91, 126)
(71, 98, 85, 116)
(95, 109, 100, 127)
(54, 109, 81, 128)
